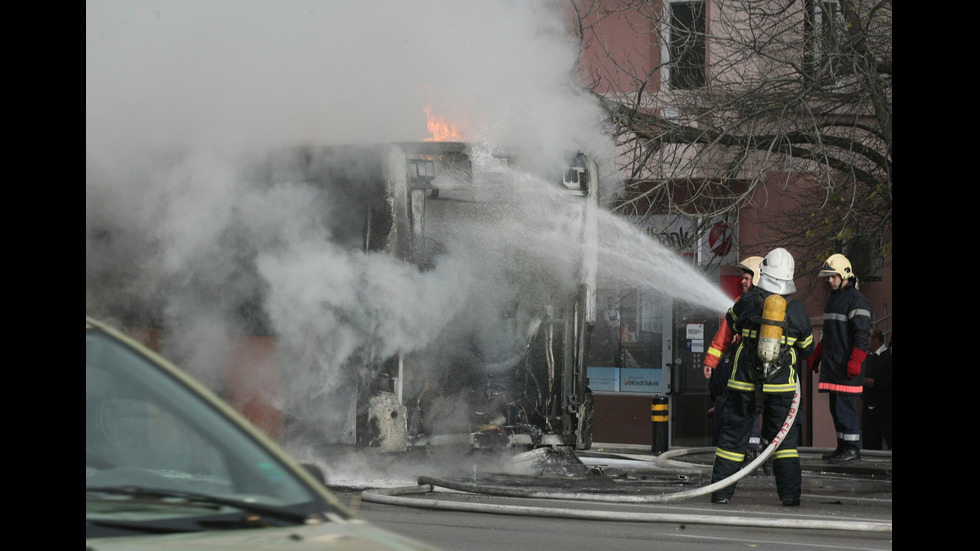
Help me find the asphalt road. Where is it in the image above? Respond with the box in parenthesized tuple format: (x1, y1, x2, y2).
(324, 444, 893, 551)
(344, 498, 892, 551)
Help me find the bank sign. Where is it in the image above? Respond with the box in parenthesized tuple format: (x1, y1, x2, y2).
(587, 367, 663, 394)
(621, 368, 662, 393)
(633, 215, 739, 266)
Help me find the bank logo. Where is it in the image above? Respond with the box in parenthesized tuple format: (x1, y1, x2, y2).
(708, 221, 732, 256)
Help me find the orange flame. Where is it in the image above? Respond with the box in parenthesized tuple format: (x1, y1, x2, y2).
(423, 105, 464, 142)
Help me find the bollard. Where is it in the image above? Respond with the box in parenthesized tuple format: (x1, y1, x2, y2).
(651, 395, 669, 454)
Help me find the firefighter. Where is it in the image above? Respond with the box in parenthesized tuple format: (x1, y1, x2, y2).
(704, 256, 763, 448)
(709, 247, 815, 506)
(704, 256, 763, 378)
(807, 253, 871, 463)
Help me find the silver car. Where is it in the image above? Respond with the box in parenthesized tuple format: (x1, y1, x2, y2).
(86, 316, 438, 550)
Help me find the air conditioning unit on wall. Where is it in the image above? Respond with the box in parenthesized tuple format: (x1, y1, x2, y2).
(837, 236, 885, 281)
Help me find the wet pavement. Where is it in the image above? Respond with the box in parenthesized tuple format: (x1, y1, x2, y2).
(581, 442, 892, 513)
(325, 442, 890, 551)
(322, 441, 891, 526)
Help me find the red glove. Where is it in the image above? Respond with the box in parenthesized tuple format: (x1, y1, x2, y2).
(808, 342, 822, 373)
(847, 347, 867, 378)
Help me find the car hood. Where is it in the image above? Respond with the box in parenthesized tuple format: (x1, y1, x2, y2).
(85, 518, 440, 551)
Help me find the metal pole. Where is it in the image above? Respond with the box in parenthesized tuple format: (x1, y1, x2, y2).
(805, 359, 813, 447)
(651, 395, 669, 454)
(397, 353, 403, 404)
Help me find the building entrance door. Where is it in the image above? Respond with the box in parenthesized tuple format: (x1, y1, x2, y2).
(668, 301, 718, 447)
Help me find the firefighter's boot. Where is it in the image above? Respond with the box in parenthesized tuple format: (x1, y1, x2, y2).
(822, 440, 844, 460)
(829, 443, 861, 463)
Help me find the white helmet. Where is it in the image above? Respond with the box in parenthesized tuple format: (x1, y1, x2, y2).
(756, 247, 796, 294)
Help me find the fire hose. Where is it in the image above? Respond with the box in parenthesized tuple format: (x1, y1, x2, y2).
(362, 482, 890, 532)
(410, 381, 799, 505)
(360, 379, 891, 532)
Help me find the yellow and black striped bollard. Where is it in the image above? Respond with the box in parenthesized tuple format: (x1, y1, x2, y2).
(651, 395, 669, 454)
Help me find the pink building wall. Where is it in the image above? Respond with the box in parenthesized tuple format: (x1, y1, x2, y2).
(739, 177, 892, 448)
(570, 1, 892, 448)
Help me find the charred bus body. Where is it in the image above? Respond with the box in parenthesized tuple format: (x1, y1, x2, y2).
(281, 141, 601, 453)
(91, 141, 601, 453)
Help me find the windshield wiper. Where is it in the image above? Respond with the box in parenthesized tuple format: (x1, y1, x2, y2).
(86, 485, 317, 524)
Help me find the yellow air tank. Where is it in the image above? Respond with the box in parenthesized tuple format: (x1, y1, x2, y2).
(757, 294, 787, 366)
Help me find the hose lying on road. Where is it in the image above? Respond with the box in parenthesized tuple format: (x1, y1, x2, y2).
(411, 381, 804, 505)
(361, 483, 891, 533)
(361, 382, 890, 532)
(654, 446, 892, 466)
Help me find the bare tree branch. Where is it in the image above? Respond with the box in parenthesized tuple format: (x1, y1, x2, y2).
(566, 0, 891, 285)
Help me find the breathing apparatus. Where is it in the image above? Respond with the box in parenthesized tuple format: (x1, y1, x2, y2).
(753, 248, 795, 378)
(757, 294, 787, 378)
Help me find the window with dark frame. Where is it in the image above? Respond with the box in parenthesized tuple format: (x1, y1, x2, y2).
(668, 1, 707, 90)
(803, 0, 842, 85)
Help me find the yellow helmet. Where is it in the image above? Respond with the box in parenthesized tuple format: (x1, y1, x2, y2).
(735, 256, 763, 287)
(818, 253, 854, 279)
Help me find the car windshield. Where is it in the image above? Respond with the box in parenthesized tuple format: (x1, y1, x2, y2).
(86, 326, 338, 537)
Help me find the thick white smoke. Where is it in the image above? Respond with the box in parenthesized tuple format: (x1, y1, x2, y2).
(86, 0, 617, 449)
(85, 0, 609, 154)
(86, 1, 730, 483)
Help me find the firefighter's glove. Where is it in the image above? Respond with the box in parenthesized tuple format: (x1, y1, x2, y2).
(807, 342, 822, 373)
(847, 347, 868, 378)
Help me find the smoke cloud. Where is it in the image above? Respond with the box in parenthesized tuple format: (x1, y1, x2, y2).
(85, 0, 608, 154)
(86, 0, 614, 439)
(86, 1, 730, 482)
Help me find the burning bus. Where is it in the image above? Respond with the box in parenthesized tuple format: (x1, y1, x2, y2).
(87, 140, 602, 454)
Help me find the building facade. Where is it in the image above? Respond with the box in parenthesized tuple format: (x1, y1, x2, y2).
(568, 0, 892, 448)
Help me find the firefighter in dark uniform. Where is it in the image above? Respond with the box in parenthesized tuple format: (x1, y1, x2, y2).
(807, 253, 871, 463)
(709, 247, 815, 506)
(704, 256, 763, 449)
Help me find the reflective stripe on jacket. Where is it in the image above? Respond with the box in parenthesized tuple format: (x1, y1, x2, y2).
(705, 318, 736, 369)
(817, 282, 871, 394)
(725, 288, 815, 394)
